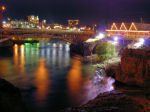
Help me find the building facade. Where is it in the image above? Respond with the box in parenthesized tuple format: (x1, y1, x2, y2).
(68, 20, 79, 27)
(28, 15, 39, 24)
(106, 22, 150, 40)
(10, 20, 38, 29)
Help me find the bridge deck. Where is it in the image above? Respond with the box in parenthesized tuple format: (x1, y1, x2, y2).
(0, 29, 95, 35)
(0, 29, 96, 44)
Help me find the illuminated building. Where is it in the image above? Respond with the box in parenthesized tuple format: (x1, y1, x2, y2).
(68, 20, 79, 27)
(28, 15, 39, 24)
(46, 24, 62, 29)
(106, 22, 150, 40)
(10, 20, 37, 29)
(79, 26, 92, 31)
(3, 21, 11, 28)
(53, 24, 63, 29)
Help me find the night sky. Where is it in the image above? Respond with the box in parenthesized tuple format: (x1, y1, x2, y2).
(2, 0, 150, 25)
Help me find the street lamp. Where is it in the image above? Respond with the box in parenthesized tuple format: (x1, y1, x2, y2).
(95, 33, 105, 40)
(0, 5, 6, 28)
(1, 6, 6, 11)
(114, 36, 118, 41)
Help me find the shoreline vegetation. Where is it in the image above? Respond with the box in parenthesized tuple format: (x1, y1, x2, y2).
(82, 56, 120, 78)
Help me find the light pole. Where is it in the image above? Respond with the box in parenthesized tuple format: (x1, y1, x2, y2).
(0, 5, 6, 29)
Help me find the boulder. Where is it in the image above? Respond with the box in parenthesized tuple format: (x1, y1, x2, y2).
(116, 49, 150, 87)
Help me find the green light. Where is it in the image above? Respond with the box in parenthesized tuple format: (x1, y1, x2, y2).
(25, 38, 33, 41)
(25, 43, 31, 47)
(37, 43, 40, 47)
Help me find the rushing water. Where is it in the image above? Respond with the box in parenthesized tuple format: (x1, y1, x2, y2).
(0, 42, 114, 112)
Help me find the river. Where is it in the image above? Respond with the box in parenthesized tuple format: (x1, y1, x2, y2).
(0, 42, 114, 112)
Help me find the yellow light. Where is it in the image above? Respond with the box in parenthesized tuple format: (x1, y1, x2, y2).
(120, 22, 127, 30)
(111, 23, 118, 30)
(106, 29, 149, 33)
(94, 24, 97, 27)
(12, 37, 15, 40)
(14, 44, 18, 55)
(13, 44, 19, 72)
(14, 44, 18, 48)
(129, 22, 137, 31)
(20, 44, 25, 56)
(1, 6, 6, 11)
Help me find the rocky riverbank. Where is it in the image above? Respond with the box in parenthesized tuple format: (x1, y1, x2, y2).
(63, 87, 150, 112)
(0, 78, 28, 112)
(116, 49, 150, 87)
(62, 48, 150, 112)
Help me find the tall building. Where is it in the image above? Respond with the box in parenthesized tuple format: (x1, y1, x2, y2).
(68, 20, 79, 27)
(28, 15, 39, 24)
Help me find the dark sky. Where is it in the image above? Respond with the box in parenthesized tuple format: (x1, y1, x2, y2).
(2, 0, 150, 25)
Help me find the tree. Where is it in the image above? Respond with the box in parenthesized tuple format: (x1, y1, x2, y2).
(95, 42, 117, 61)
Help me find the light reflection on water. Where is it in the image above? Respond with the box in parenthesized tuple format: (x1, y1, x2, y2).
(34, 58, 50, 104)
(0, 43, 114, 112)
(20, 44, 25, 74)
(67, 58, 82, 102)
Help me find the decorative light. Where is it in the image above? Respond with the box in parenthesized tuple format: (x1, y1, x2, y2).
(120, 22, 127, 30)
(129, 22, 137, 31)
(106, 29, 149, 33)
(111, 23, 118, 30)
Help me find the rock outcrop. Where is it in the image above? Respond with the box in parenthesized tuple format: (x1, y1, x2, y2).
(62, 90, 150, 112)
(0, 78, 28, 112)
(116, 49, 150, 87)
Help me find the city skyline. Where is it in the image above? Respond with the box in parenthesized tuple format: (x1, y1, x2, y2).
(2, 0, 150, 25)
